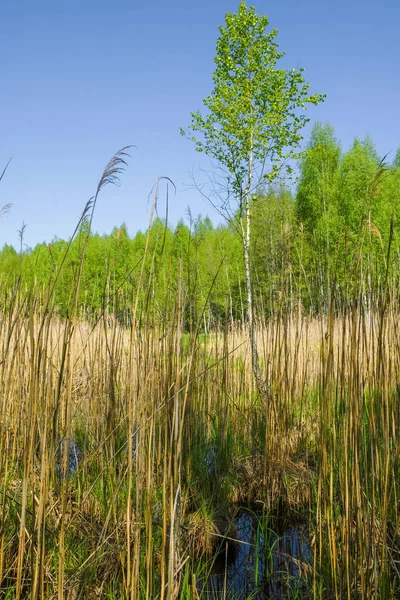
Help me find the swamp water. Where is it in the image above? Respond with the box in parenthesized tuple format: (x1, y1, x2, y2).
(198, 512, 311, 599)
(56, 437, 83, 475)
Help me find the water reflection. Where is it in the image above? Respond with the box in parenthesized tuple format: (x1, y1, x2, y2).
(199, 512, 311, 599)
(56, 437, 82, 476)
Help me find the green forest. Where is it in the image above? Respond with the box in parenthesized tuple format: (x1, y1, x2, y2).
(2, 123, 400, 323)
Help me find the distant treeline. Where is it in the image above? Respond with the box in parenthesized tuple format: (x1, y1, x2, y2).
(2, 123, 400, 324)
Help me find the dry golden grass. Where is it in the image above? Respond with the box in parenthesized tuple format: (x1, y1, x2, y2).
(1, 299, 400, 597)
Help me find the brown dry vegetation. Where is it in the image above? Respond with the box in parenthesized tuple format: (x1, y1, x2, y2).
(1, 298, 400, 598)
(1, 147, 400, 599)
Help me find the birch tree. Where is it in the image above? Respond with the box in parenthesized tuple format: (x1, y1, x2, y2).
(181, 1, 324, 405)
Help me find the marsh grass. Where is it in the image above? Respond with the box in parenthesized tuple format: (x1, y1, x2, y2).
(1, 152, 400, 598)
(2, 300, 400, 598)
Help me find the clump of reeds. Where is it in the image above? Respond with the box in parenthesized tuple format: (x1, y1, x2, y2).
(1, 150, 400, 599)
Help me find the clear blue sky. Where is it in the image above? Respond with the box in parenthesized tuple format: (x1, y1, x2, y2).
(1, 0, 399, 249)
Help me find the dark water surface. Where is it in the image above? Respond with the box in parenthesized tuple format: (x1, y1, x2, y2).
(56, 437, 82, 475)
(199, 512, 311, 599)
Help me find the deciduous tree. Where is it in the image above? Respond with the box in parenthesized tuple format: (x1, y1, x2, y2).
(181, 1, 324, 406)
